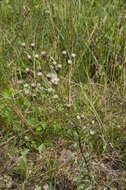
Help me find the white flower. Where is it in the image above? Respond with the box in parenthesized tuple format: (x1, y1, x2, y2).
(51, 78, 59, 85)
(47, 88, 54, 93)
(57, 64, 62, 69)
(71, 53, 76, 58)
(90, 130, 95, 135)
(31, 83, 36, 88)
(34, 54, 39, 58)
(24, 89, 30, 95)
(62, 50, 67, 55)
(91, 120, 95, 124)
(68, 59, 72, 65)
(26, 68, 30, 73)
(31, 43, 35, 48)
(77, 115, 81, 120)
(66, 104, 71, 108)
(46, 72, 59, 85)
(81, 114, 85, 119)
(24, 83, 29, 88)
(21, 42, 26, 48)
(46, 73, 57, 80)
(37, 72, 42, 76)
(27, 54, 32, 61)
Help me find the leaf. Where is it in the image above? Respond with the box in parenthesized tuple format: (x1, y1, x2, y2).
(38, 144, 46, 154)
(3, 88, 12, 98)
(21, 148, 29, 156)
(77, 184, 84, 190)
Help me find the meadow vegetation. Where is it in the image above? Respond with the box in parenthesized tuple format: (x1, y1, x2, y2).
(1, 0, 126, 189)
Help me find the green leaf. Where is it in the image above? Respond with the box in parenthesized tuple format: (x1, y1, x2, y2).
(21, 148, 29, 157)
(38, 143, 46, 154)
(36, 126, 42, 131)
(77, 184, 84, 190)
(3, 88, 12, 98)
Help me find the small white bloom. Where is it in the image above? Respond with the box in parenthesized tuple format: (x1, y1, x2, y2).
(31, 43, 35, 48)
(46, 73, 57, 80)
(90, 130, 95, 135)
(37, 72, 42, 76)
(77, 115, 81, 120)
(66, 104, 71, 109)
(57, 64, 62, 69)
(34, 54, 39, 58)
(26, 68, 30, 72)
(68, 59, 72, 65)
(51, 78, 59, 85)
(31, 83, 36, 88)
(21, 42, 26, 48)
(62, 50, 67, 55)
(92, 120, 95, 124)
(24, 89, 30, 95)
(24, 83, 29, 88)
(47, 88, 54, 93)
(71, 53, 76, 58)
(27, 54, 32, 61)
(81, 114, 85, 119)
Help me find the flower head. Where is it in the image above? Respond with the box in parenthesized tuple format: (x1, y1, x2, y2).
(21, 42, 26, 48)
(31, 43, 35, 50)
(62, 50, 67, 56)
(68, 59, 72, 65)
(41, 51, 47, 59)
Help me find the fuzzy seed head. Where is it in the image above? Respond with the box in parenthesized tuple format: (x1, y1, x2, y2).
(31, 43, 35, 49)
(62, 50, 67, 55)
(66, 104, 71, 109)
(47, 87, 54, 93)
(81, 114, 85, 119)
(21, 42, 26, 48)
(68, 59, 72, 65)
(51, 78, 59, 85)
(34, 54, 39, 58)
(90, 130, 95, 135)
(41, 51, 47, 59)
(77, 115, 81, 120)
(27, 54, 32, 61)
(26, 68, 30, 73)
(31, 83, 36, 88)
(37, 72, 42, 76)
(71, 53, 76, 58)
